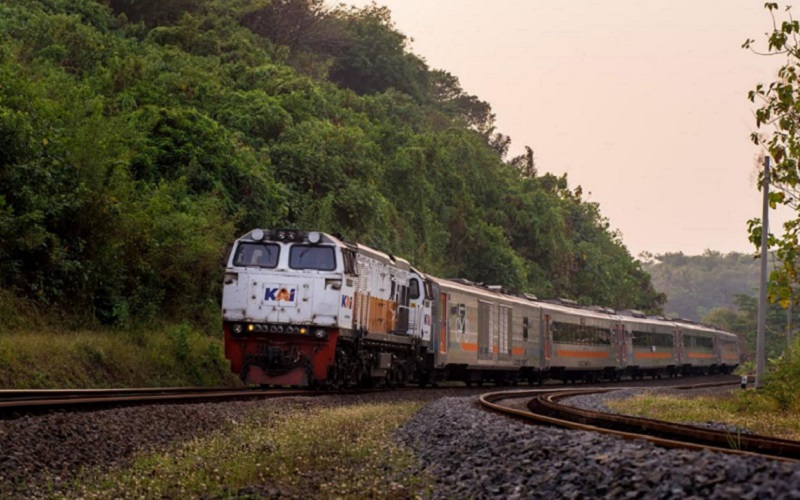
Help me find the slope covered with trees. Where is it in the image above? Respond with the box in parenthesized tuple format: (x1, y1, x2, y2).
(643, 250, 794, 360)
(0, 0, 664, 330)
(642, 251, 760, 320)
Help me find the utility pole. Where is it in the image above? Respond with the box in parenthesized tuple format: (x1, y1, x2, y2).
(788, 288, 793, 350)
(756, 156, 770, 389)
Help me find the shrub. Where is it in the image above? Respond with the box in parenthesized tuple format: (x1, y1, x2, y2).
(762, 338, 800, 411)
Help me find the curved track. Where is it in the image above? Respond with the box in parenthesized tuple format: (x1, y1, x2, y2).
(479, 381, 800, 462)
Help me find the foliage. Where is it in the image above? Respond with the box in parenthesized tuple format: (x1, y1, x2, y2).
(701, 294, 792, 360)
(608, 390, 800, 441)
(0, 325, 237, 388)
(76, 401, 429, 497)
(762, 337, 800, 411)
(642, 251, 761, 320)
(745, 4, 800, 319)
(0, 0, 665, 329)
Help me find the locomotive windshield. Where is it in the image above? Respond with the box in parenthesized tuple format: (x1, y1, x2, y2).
(233, 243, 280, 268)
(289, 245, 336, 271)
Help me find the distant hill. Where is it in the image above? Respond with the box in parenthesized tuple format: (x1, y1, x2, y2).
(642, 251, 760, 321)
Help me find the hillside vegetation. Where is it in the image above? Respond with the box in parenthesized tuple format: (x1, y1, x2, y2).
(0, 0, 664, 335)
(644, 250, 793, 360)
(643, 251, 760, 320)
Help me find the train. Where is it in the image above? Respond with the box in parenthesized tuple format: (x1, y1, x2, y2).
(221, 228, 740, 388)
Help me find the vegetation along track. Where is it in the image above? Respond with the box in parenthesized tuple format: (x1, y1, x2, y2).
(480, 380, 800, 462)
(0, 387, 314, 418)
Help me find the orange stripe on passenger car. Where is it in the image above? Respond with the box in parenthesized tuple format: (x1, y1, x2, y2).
(687, 352, 714, 359)
(555, 350, 610, 358)
(460, 342, 478, 352)
(634, 352, 673, 359)
(512, 347, 525, 356)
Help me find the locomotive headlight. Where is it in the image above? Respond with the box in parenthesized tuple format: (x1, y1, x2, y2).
(308, 231, 321, 244)
(232, 323, 244, 335)
(251, 228, 264, 241)
(313, 328, 327, 339)
(299, 327, 308, 335)
(247, 324, 255, 333)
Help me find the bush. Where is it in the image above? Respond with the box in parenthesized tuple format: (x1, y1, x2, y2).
(762, 339, 800, 412)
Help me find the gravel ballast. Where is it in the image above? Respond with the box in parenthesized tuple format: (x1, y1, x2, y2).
(0, 389, 478, 497)
(398, 396, 800, 498)
(2, 380, 796, 498)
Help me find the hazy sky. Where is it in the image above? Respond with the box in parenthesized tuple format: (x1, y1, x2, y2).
(343, 0, 791, 257)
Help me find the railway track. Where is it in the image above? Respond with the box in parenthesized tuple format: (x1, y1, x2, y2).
(0, 375, 753, 419)
(479, 380, 800, 462)
(0, 387, 314, 417)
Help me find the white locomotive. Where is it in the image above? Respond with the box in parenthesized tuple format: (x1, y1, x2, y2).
(222, 228, 432, 387)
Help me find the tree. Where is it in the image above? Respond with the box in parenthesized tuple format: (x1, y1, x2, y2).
(239, 0, 349, 56)
(743, 3, 800, 336)
(328, 5, 429, 101)
(0, 0, 667, 328)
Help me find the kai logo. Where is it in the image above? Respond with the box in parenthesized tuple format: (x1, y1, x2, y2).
(341, 295, 353, 309)
(264, 286, 296, 303)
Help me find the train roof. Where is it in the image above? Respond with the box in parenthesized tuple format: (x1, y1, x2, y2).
(428, 276, 622, 321)
(619, 314, 678, 328)
(354, 243, 410, 270)
(536, 299, 620, 321)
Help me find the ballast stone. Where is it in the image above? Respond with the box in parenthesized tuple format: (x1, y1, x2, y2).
(397, 396, 800, 499)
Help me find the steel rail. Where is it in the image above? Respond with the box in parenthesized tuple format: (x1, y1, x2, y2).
(0, 388, 315, 417)
(0, 387, 238, 402)
(479, 381, 800, 463)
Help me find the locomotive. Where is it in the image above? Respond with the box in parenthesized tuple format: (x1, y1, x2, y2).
(222, 229, 740, 388)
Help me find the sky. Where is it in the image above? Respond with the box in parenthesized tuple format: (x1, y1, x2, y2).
(342, 0, 792, 257)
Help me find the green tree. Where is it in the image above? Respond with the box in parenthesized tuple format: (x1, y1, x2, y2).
(746, 3, 800, 315)
(0, 0, 666, 329)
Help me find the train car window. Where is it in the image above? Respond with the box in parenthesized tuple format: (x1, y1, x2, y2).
(233, 243, 280, 268)
(695, 336, 714, 349)
(523, 317, 529, 340)
(223, 243, 234, 266)
(342, 249, 357, 275)
(683, 335, 713, 349)
(632, 331, 673, 348)
(499, 306, 512, 355)
(289, 245, 336, 271)
(409, 278, 420, 300)
(552, 322, 611, 346)
(478, 301, 492, 357)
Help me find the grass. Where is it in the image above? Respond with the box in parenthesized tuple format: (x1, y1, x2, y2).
(0, 324, 239, 388)
(607, 390, 800, 441)
(72, 401, 430, 498)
